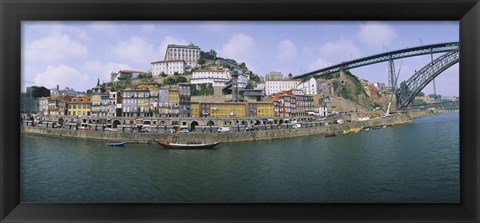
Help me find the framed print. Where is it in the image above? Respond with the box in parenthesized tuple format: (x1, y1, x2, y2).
(1, 0, 479, 222)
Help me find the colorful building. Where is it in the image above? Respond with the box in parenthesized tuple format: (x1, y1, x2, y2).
(68, 95, 91, 117)
(208, 102, 246, 118)
(247, 102, 274, 117)
(168, 88, 179, 117)
(190, 102, 200, 117)
(179, 83, 191, 117)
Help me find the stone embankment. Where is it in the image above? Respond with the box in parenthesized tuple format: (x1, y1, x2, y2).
(21, 111, 433, 144)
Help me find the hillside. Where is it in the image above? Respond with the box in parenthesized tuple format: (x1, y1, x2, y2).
(318, 71, 381, 110)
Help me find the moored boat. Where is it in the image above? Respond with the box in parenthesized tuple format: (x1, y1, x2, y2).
(107, 142, 127, 147)
(154, 139, 220, 149)
(325, 133, 336, 137)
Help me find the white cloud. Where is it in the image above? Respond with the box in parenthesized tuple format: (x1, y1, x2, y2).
(90, 21, 118, 34)
(33, 65, 90, 90)
(25, 34, 88, 61)
(277, 39, 298, 60)
(201, 22, 227, 32)
(141, 24, 155, 32)
(308, 58, 332, 72)
(358, 22, 397, 48)
(157, 36, 189, 59)
(28, 22, 90, 41)
(221, 33, 255, 63)
(84, 61, 131, 83)
(111, 36, 156, 64)
(319, 38, 361, 61)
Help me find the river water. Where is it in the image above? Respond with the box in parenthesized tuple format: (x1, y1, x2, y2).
(21, 112, 459, 203)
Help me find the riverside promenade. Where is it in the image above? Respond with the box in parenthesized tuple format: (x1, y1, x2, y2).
(21, 111, 433, 144)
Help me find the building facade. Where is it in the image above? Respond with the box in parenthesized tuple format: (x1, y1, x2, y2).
(296, 77, 317, 95)
(164, 43, 201, 68)
(111, 70, 146, 82)
(265, 79, 302, 96)
(265, 71, 284, 80)
(179, 83, 191, 117)
(68, 95, 91, 117)
(191, 69, 231, 87)
(151, 60, 186, 76)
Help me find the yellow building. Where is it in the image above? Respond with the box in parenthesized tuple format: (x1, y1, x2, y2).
(252, 102, 275, 117)
(208, 102, 246, 118)
(168, 88, 179, 116)
(190, 102, 200, 117)
(68, 95, 91, 117)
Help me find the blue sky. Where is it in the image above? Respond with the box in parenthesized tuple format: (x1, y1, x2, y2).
(22, 21, 459, 96)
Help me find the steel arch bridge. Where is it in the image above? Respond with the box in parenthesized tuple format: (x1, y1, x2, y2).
(292, 42, 459, 81)
(397, 49, 459, 108)
(292, 41, 459, 109)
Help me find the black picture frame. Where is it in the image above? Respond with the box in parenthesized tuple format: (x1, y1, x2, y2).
(1, 0, 479, 222)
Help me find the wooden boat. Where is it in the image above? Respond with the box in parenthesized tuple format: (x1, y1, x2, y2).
(106, 142, 127, 147)
(325, 133, 336, 137)
(153, 139, 220, 149)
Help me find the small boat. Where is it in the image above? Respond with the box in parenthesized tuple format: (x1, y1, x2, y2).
(364, 128, 370, 131)
(106, 142, 127, 147)
(154, 139, 220, 149)
(325, 133, 336, 137)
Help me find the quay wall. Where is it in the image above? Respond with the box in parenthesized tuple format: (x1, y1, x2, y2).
(21, 112, 424, 144)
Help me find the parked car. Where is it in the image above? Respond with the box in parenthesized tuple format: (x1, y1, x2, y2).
(105, 128, 117, 132)
(218, 127, 231, 132)
(83, 127, 91, 131)
(139, 128, 149, 133)
(179, 129, 189, 133)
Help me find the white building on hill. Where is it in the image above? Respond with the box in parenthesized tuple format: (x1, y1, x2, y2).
(265, 79, 302, 96)
(296, 77, 318, 95)
(151, 60, 186, 76)
(191, 69, 231, 87)
(164, 43, 201, 68)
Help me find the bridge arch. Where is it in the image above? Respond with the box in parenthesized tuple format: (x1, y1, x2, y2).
(397, 50, 459, 109)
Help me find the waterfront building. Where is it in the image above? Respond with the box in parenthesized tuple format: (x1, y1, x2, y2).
(38, 97, 50, 116)
(179, 83, 191, 117)
(200, 103, 210, 117)
(164, 43, 201, 68)
(137, 83, 161, 117)
(111, 70, 146, 82)
(107, 90, 122, 117)
(265, 79, 302, 96)
(265, 71, 284, 80)
(191, 69, 231, 87)
(158, 88, 169, 117)
(246, 102, 274, 117)
(47, 95, 71, 116)
(150, 60, 186, 76)
(271, 89, 313, 117)
(91, 86, 109, 117)
(296, 77, 317, 95)
(121, 89, 137, 117)
(190, 102, 200, 117)
(136, 87, 151, 117)
(22, 86, 51, 114)
(208, 102, 246, 118)
(68, 95, 91, 117)
(168, 88, 180, 117)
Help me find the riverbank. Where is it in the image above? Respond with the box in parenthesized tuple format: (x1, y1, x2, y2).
(21, 110, 447, 144)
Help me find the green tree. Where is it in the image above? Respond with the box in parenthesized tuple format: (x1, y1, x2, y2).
(209, 49, 217, 59)
(175, 76, 187, 83)
(197, 58, 206, 65)
(417, 92, 425, 96)
(163, 77, 176, 85)
(160, 72, 167, 77)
